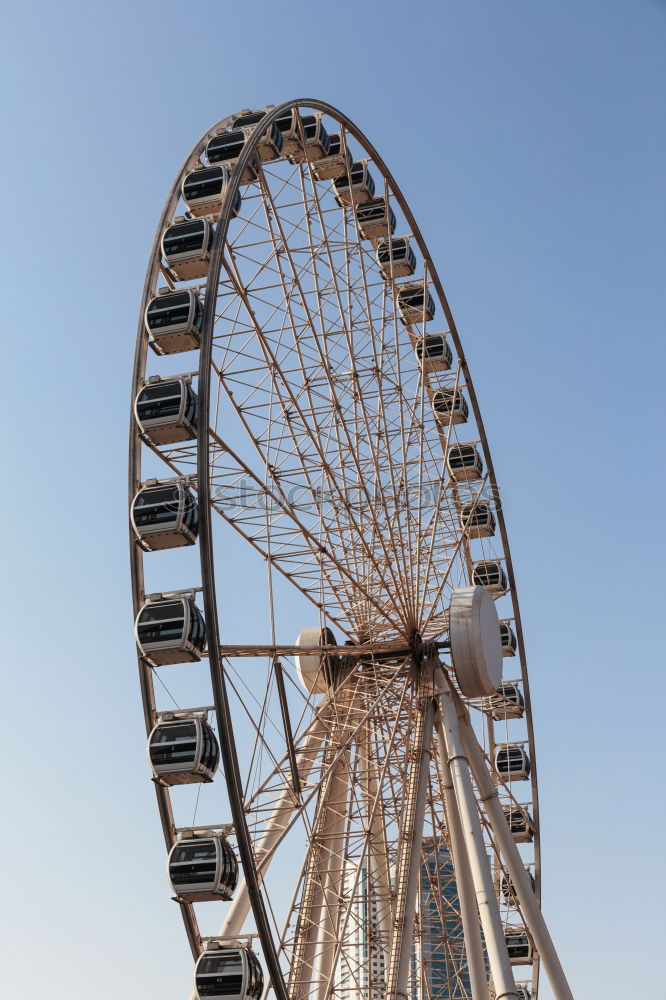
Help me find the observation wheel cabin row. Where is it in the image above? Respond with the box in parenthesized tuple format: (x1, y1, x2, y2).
(131, 104, 537, 995)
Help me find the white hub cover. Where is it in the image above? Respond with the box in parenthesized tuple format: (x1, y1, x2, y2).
(449, 586, 502, 698)
(295, 627, 336, 694)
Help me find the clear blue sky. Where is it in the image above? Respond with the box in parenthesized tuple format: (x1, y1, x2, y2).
(1, 1, 664, 998)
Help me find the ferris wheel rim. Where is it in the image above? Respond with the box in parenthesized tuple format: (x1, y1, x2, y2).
(129, 97, 543, 998)
(196, 98, 542, 982)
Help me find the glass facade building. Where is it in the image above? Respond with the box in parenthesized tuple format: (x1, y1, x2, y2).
(419, 838, 473, 999)
(338, 841, 481, 1000)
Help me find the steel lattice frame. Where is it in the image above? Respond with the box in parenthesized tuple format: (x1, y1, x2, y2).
(129, 100, 572, 1000)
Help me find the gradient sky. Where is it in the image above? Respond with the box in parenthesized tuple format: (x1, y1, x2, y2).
(1, 2, 665, 998)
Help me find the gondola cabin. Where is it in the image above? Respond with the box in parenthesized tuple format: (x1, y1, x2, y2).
(227, 115, 282, 162)
(135, 595, 206, 666)
(499, 621, 517, 656)
(447, 443, 483, 482)
(232, 111, 267, 129)
(333, 161, 376, 206)
(294, 113, 330, 162)
(376, 236, 417, 279)
(312, 132, 353, 180)
(274, 110, 302, 159)
(275, 110, 329, 162)
(505, 929, 534, 965)
(145, 288, 202, 355)
(472, 559, 508, 596)
(415, 334, 452, 373)
(495, 744, 531, 781)
(206, 130, 258, 183)
(487, 682, 525, 720)
(459, 501, 496, 538)
(515, 987, 531, 1000)
(168, 833, 238, 902)
(162, 217, 213, 280)
(135, 377, 198, 445)
(503, 805, 534, 844)
(500, 868, 535, 904)
(182, 165, 242, 219)
(252, 120, 283, 162)
(148, 715, 219, 784)
(433, 388, 469, 426)
(396, 282, 436, 325)
(195, 945, 264, 1000)
(355, 197, 396, 240)
(131, 480, 199, 551)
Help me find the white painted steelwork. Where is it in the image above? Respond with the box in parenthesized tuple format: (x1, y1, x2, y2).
(129, 99, 572, 1000)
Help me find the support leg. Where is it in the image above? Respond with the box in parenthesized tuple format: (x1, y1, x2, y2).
(458, 709, 574, 1000)
(315, 754, 351, 1000)
(434, 713, 491, 1000)
(385, 680, 434, 1000)
(435, 669, 517, 1000)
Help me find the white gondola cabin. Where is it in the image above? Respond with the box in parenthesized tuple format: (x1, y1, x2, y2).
(168, 833, 238, 902)
(274, 110, 301, 159)
(275, 110, 329, 162)
(206, 130, 258, 183)
(195, 945, 264, 1000)
(355, 197, 396, 240)
(505, 928, 534, 965)
(459, 501, 496, 538)
(295, 113, 330, 162)
(415, 334, 452, 373)
(148, 715, 219, 784)
(145, 288, 202, 355)
(447, 443, 483, 481)
(135, 595, 206, 666)
(499, 621, 517, 655)
(473, 559, 508, 596)
(253, 121, 283, 162)
(312, 132, 352, 180)
(433, 388, 469, 426)
(230, 112, 284, 161)
(473, 559, 509, 597)
(131, 480, 198, 550)
(232, 111, 266, 129)
(396, 282, 436, 325)
(500, 868, 535, 904)
(333, 161, 376, 206)
(162, 217, 213, 280)
(135, 377, 198, 445)
(486, 682, 525, 720)
(376, 237, 417, 278)
(495, 744, 531, 781)
(515, 987, 532, 1000)
(503, 805, 535, 844)
(182, 165, 242, 219)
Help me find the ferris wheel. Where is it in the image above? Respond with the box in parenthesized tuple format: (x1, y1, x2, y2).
(129, 99, 574, 1000)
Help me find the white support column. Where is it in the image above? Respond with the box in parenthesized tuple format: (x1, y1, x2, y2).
(458, 712, 575, 1000)
(291, 844, 328, 1000)
(386, 692, 434, 1000)
(290, 745, 349, 1000)
(434, 713, 491, 1000)
(315, 754, 351, 1000)
(361, 719, 393, 995)
(435, 669, 517, 1000)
